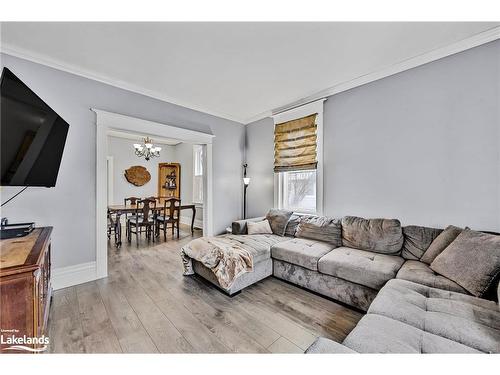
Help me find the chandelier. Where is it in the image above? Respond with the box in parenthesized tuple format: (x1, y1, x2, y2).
(133, 137, 161, 161)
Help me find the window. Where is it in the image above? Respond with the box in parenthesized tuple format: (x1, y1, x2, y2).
(273, 100, 324, 214)
(193, 145, 204, 204)
(280, 169, 317, 213)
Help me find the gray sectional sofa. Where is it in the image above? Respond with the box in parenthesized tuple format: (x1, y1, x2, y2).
(190, 211, 500, 353)
(307, 279, 500, 353)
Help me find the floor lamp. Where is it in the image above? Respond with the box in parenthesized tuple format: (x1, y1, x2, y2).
(243, 163, 250, 219)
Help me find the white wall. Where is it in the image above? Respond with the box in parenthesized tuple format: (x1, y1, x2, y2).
(245, 40, 500, 231)
(174, 142, 204, 227)
(0, 53, 245, 270)
(107, 136, 176, 204)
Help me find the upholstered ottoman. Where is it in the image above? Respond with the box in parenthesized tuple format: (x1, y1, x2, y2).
(192, 257, 273, 296)
(185, 234, 290, 296)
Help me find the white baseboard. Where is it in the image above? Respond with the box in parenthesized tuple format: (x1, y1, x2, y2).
(180, 217, 203, 229)
(52, 261, 97, 290)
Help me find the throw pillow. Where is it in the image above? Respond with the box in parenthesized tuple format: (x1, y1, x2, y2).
(420, 225, 463, 264)
(296, 216, 342, 246)
(247, 219, 273, 235)
(266, 209, 293, 236)
(430, 228, 500, 297)
(401, 225, 443, 260)
(341, 216, 404, 254)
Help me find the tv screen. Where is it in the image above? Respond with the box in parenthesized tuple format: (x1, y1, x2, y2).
(1, 67, 69, 187)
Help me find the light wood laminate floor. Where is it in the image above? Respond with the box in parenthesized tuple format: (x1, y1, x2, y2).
(48, 225, 362, 353)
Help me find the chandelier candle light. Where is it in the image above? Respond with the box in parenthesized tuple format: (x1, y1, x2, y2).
(133, 137, 161, 161)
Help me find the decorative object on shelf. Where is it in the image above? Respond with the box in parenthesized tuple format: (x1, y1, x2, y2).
(158, 162, 181, 202)
(133, 136, 162, 161)
(243, 163, 250, 219)
(124, 165, 151, 186)
(165, 171, 177, 190)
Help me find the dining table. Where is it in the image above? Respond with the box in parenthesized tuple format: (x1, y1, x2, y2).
(107, 203, 196, 246)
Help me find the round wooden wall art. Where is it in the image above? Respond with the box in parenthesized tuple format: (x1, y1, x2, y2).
(124, 166, 151, 186)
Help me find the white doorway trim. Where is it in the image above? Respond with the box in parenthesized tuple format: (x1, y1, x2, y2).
(106, 156, 114, 205)
(93, 109, 215, 280)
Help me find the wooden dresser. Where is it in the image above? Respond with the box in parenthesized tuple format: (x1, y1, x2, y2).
(0, 227, 52, 353)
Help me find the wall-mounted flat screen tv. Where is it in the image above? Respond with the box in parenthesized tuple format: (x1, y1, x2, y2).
(1, 67, 69, 187)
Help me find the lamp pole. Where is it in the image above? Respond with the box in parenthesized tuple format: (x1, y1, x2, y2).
(243, 164, 250, 219)
(244, 183, 248, 219)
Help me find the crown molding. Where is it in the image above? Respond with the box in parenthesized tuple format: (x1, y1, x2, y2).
(0, 43, 246, 124)
(244, 26, 500, 124)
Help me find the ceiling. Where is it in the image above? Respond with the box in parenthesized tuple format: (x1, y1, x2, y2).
(1, 22, 498, 123)
(107, 129, 181, 146)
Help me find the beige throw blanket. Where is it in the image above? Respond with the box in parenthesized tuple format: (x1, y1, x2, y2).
(181, 236, 253, 289)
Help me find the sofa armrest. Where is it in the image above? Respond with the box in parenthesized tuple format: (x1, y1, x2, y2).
(305, 337, 357, 354)
(497, 279, 500, 306)
(231, 216, 266, 235)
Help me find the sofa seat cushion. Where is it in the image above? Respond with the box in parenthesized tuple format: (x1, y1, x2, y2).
(317, 247, 404, 290)
(343, 314, 480, 353)
(396, 260, 468, 294)
(271, 238, 335, 271)
(368, 279, 500, 353)
(222, 234, 290, 264)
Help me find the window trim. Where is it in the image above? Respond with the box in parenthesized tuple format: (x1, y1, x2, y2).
(272, 99, 325, 215)
(192, 144, 204, 204)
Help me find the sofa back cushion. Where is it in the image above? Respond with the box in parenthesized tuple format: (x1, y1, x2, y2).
(266, 209, 293, 236)
(401, 225, 443, 260)
(341, 216, 404, 255)
(296, 216, 342, 246)
(430, 228, 500, 297)
(284, 214, 301, 237)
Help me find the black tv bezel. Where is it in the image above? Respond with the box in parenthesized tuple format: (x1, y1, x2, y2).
(1, 67, 69, 187)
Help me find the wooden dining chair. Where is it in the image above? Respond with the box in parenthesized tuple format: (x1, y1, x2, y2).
(124, 197, 140, 205)
(155, 198, 181, 241)
(107, 209, 119, 242)
(127, 198, 156, 245)
(124, 197, 141, 237)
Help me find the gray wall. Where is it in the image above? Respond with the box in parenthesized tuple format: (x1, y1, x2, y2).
(245, 117, 275, 218)
(0, 53, 245, 269)
(245, 40, 500, 231)
(107, 136, 176, 205)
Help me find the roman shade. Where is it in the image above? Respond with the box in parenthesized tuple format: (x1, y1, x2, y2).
(274, 113, 318, 172)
